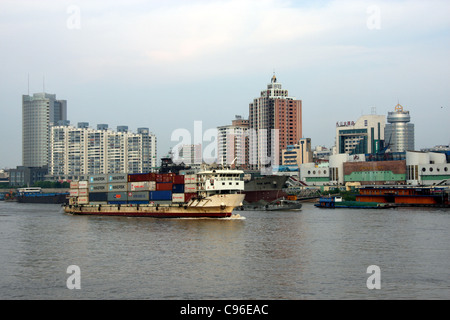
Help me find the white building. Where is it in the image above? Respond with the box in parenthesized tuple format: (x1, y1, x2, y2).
(49, 123, 157, 180)
(217, 116, 249, 168)
(22, 92, 67, 167)
(335, 114, 385, 155)
(406, 151, 449, 185)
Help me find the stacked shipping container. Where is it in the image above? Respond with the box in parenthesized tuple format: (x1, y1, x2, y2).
(69, 173, 198, 206)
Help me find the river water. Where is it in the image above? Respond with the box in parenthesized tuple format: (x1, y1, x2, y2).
(0, 201, 449, 300)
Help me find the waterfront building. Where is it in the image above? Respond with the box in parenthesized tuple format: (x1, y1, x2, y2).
(385, 103, 414, 152)
(49, 123, 157, 181)
(8, 166, 48, 187)
(335, 114, 385, 155)
(281, 138, 313, 167)
(22, 92, 67, 167)
(406, 151, 449, 185)
(248, 75, 302, 171)
(217, 116, 249, 168)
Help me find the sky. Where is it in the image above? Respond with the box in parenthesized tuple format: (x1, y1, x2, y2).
(0, 0, 449, 169)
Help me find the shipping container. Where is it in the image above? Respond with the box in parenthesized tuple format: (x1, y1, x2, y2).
(156, 173, 175, 183)
(127, 173, 156, 182)
(127, 191, 150, 201)
(149, 190, 172, 201)
(89, 174, 107, 184)
(89, 201, 108, 205)
(89, 184, 108, 192)
(107, 192, 128, 201)
(184, 193, 198, 202)
(172, 184, 185, 193)
(69, 189, 79, 197)
(89, 192, 108, 202)
(173, 175, 185, 184)
(78, 188, 88, 197)
(127, 200, 149, 205)
(78, 196, 89, 204)
(128, 181, 155, 192)
(184, 174, 197, 184)
(184, 183, 198, 192)
(156, 183, 173, 191)
(108, 173, 128, 183)
(172, 193, 185, 203)
(108, 183, 128, 192)
(108, 201, 127, 205)
(78, 181, 88, 189)
(70, 181, 79, 189)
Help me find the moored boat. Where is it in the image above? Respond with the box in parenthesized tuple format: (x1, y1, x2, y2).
(314, 196, 391, 209)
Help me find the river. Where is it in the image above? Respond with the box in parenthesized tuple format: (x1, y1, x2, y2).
(0, 201, 449, 300)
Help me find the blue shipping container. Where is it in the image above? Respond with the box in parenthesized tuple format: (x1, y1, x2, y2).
(149, 190, 172, 201)
(172, 184, 185, 193)
(108, 201, 127, 205)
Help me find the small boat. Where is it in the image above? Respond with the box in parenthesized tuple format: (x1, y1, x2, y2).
(314, 196, 391, 209)
(264, 198, 303, 211)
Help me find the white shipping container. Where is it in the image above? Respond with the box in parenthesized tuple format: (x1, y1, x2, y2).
(78, 196, 89, 204)
(108, 183, 128, 191)
(172, 193, 185, 203)
(70, 181, 79, 189)
(184, 183, 197, 192)
(69, 189, 79, 197)
(78, 188, 89, 196)
(184, 174, 197, 183)
(79, 181, 88, 189)
(128, 181, 155, 191)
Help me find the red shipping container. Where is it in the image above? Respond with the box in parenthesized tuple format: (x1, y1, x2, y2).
(156, 183, 173, 191)
(184, 193, 197, 202)
(128, 173, 151, 182)
(173, 175, 185, 184)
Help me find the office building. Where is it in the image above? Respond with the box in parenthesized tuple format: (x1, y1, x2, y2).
(281, 138, 312, 166)
(385, 103, 414, 152)
(335, 114, 385, 155)
(22, 92, 67, 167)
(248, 75, 302, 170)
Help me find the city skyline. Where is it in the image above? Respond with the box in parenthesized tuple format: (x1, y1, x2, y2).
(1, 0, 449, 168)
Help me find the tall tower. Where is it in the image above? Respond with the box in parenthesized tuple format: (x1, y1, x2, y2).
(22, 92, 67, 167)
(248, 75, 302, 170)
(385, 103, 414, 152)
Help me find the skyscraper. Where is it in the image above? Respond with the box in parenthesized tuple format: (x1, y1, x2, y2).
(385, 103, 414, 152)
(22, 92, 67, 167)
(248, 75, 302, 170)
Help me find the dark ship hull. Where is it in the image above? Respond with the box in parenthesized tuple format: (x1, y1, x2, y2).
(243, 175, 289, 203)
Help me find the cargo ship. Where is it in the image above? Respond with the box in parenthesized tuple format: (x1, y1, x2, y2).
(63, 169, 245, 218)
(242, 175, 289, 204)
(16, 187, 69, 204)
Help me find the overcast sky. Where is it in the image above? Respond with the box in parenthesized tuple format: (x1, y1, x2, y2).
(0, 0, 449, 169)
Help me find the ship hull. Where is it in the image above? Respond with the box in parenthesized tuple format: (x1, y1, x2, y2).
(64, 193, 245, 218)
(17, 193, 69, 204)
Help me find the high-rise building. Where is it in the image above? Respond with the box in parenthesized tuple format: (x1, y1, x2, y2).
(335, 114, 385, 155)
(49, 123, 157, 180)
(248, 75, 302, 170)
(22, 93, 67, 167)
(217, 116, 249, 168)
(385, 103, 414, 152)
(281, 138, 312, 166)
